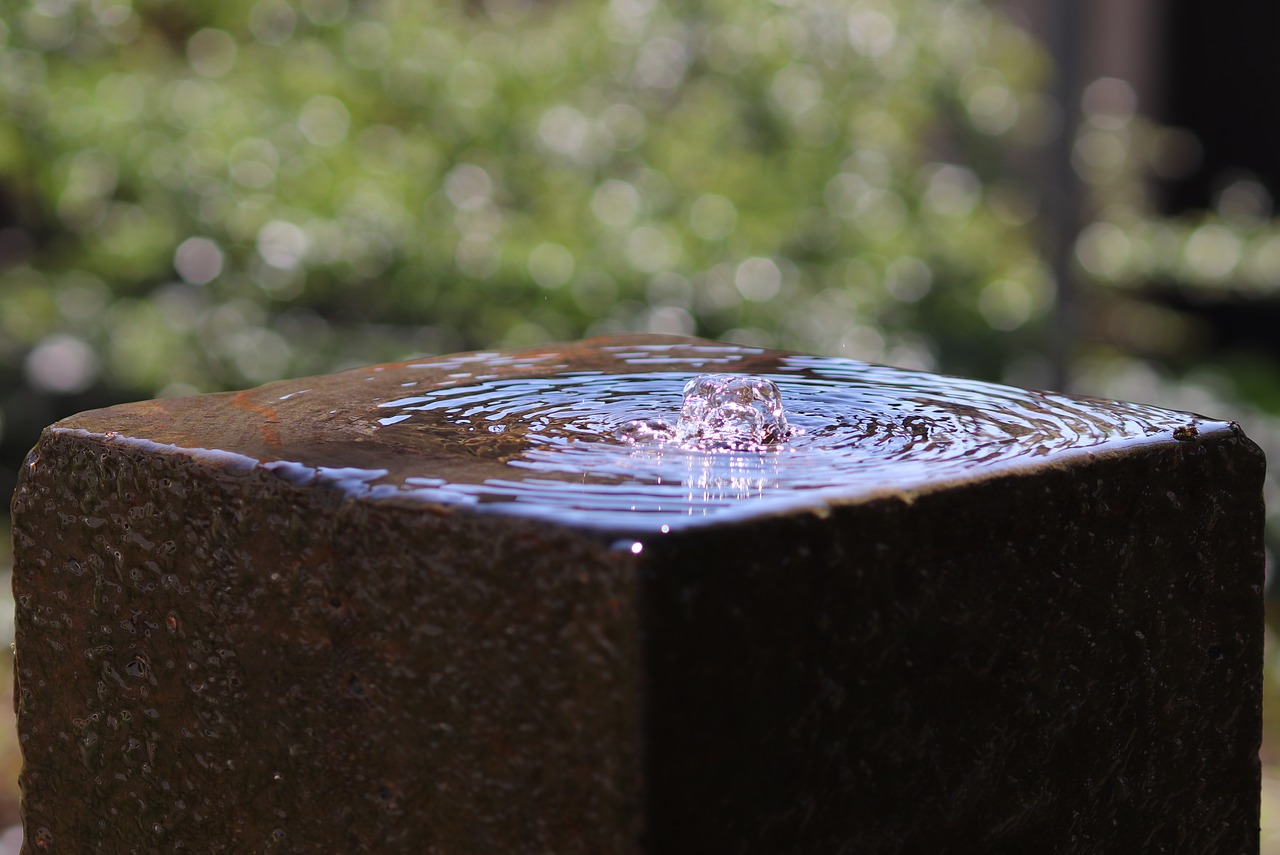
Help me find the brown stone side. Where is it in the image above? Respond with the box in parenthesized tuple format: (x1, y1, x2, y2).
(640, 429, 1266, 854)
(12, 428, 644, 854)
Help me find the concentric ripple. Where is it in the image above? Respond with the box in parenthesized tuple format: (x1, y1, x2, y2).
(359, 350, 1213, 531)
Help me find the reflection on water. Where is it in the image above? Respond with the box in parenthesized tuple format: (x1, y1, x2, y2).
(79, 338, 1222, 531)
(330, 341, 1213, 531)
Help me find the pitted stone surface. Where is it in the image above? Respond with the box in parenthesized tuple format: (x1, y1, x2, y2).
(10, 335, 1266, 853)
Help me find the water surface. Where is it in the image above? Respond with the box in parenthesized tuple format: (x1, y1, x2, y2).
(67, 338, 1220, 534)
(330, 341, 1216, 531)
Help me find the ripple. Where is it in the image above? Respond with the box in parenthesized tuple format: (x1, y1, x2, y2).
(361, 350, 1210, 531)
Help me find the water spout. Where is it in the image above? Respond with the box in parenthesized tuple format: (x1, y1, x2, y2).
(674, 374, 791, 450)
(613, 373, 793, 451)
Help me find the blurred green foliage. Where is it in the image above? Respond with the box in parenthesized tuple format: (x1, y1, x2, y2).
(0, 0, 1050, 416)
(1055, 84, 1280, 552)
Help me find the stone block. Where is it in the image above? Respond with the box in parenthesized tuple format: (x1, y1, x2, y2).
(10, 335, 1265, 853)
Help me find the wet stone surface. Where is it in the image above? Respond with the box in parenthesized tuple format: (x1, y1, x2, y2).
(9, 335, 1267, 853)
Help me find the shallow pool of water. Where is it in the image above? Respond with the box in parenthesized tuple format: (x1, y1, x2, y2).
(305, 340, 1216, 531)
(76, 338, 1220, 533)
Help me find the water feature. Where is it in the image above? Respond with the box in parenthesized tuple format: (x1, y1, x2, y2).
(140, 337, 1220, 533)
(12, 334, 1261, 854)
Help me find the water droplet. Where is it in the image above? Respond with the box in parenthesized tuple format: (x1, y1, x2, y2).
(614, 418, 674, 444)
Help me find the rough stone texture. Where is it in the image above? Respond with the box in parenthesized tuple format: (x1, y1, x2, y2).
(12, 432, 642, 854)
(9, 335, 1266, 853)
(642, 440, 1265, 853)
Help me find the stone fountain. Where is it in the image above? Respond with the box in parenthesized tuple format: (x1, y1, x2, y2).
(9, 335, 1265, 853)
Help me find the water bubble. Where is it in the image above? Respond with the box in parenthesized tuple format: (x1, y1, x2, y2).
(615, 418, 674, 444)
(675, 374, 791, 450)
